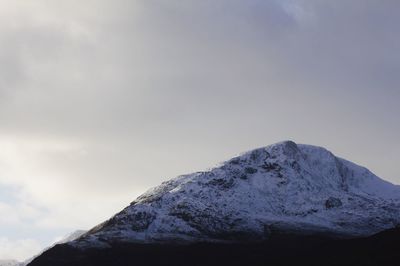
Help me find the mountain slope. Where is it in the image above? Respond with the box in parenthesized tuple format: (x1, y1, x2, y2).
(27, 227, 400, 266)
(73, 141, 400, 247)
(21, 230, 86, 266)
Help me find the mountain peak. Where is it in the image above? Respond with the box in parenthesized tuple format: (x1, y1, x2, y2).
(272, 140, 299, 153)
(71, 142, 400, 248)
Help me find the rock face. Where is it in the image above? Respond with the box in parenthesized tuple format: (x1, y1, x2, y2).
(72, 141, 400, 248)
(325, 197, 343, 209)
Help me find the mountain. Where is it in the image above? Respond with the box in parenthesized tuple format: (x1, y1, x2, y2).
(28, 141, 400, 265)
(73, 141, 400, 245)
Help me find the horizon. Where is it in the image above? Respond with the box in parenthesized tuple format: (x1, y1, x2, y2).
(1, 0, 400, 261)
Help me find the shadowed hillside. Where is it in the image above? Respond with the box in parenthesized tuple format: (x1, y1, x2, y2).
(29, 227, 400, 266)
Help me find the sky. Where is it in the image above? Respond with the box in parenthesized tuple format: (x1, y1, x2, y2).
(0, 0, 399, 261)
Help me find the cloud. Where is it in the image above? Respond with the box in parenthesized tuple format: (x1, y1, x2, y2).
(0, 238, 42, 261)
(0, 201, 42, 226)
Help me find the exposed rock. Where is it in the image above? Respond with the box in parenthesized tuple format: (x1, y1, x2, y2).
(325, 197, 343, 209)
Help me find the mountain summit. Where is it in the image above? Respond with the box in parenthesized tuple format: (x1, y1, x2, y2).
(71, 141, 400, 248)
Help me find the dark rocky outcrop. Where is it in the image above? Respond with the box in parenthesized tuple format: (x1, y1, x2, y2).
(325, 197, 343, 209)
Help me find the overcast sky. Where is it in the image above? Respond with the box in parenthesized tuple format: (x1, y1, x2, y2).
(0, 0, 399, 261)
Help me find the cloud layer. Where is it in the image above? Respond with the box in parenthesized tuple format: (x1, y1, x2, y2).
(0, 237, 41, 261)
(0, 0, 399, 260)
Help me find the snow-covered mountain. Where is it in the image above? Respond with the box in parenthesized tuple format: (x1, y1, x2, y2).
(71, 141, 400, 248)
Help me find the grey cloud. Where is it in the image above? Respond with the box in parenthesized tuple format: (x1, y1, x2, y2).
(0, 0, 399, 170)
(1, 0, 399, 167)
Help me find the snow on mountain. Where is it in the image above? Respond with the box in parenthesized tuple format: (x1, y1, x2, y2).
(54, 230, 87, 245)
(22, 230, 86, 266)
(71, 141, 400, 248)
